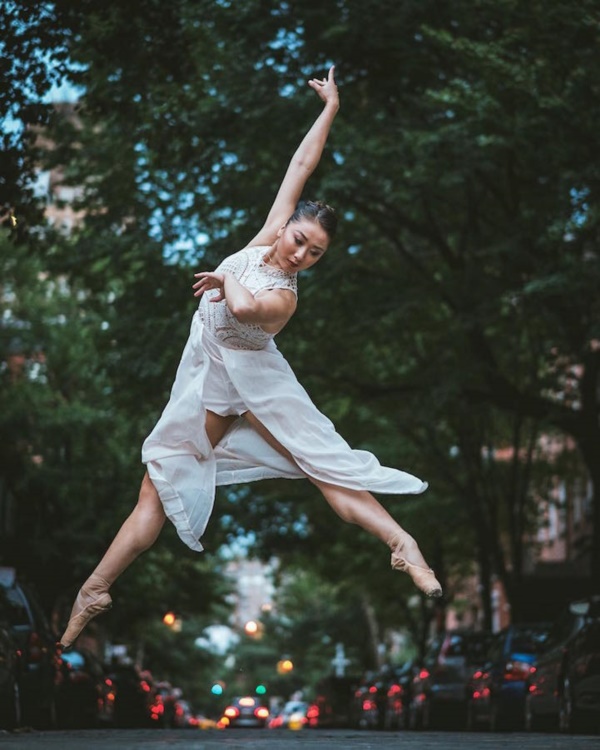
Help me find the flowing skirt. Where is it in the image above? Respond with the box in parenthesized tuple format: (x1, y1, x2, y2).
(142, 312, 427, 551)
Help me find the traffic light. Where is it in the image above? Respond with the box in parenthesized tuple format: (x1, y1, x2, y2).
(277, 659, 294, 674)
(255, 684, 267, 696)
(211, 681, 225, 696)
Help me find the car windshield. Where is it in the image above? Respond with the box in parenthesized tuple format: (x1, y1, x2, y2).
(510, 627, 549, 654)
(444, 633, 492, 662)
(0, 586, 29, 627)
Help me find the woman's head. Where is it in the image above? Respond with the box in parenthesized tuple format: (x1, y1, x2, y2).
(271, 200, 337, 272)
(285, 200, 338, 241)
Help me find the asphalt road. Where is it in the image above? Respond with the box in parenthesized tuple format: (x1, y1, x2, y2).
(1, 729, 598, 749)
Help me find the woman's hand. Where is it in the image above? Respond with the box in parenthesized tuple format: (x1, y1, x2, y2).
(308, 65, 339, 109)
(192, 271, 226, 301)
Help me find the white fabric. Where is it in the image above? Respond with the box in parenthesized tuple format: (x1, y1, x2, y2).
(142, 246, 427, 552)
(198, 246, 297, 350)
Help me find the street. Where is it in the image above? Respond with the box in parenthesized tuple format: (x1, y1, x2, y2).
(1, 729, 598, 750)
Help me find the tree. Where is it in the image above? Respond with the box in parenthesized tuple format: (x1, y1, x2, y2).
(3, 1, 598, 643)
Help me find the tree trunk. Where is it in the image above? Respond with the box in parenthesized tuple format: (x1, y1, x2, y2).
(360, 593, 382, 669)
(477, 546, 493, 631)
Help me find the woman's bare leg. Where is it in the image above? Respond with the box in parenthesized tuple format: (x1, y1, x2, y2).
(243, 412, 442, 596)
(60, 411, 237, 646)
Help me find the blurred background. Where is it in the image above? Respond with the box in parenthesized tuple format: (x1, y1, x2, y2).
(0, 0, 598, 734)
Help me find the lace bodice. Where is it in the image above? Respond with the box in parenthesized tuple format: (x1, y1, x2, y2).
(198, 245, 298, 350)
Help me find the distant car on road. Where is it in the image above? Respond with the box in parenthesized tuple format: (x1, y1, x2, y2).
(466, 622, 551, 731)
(268, 700, 309, 729)
(525, 596, 600, 734)
(57, 647, 115, 728)
(409, 629, 494, 730)
(306, 675, 358, 729)
(0, 567, 61, 729)
(219, 696, 269, 728)
(0, 588, 21, 729)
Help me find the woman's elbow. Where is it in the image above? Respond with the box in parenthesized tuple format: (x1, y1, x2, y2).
(230, 302, 256, 323)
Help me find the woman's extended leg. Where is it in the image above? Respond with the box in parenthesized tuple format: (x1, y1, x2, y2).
(60, 411, 237, 647)
(243, 412, 442, 597)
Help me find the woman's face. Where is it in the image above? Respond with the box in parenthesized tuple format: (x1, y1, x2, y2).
(274, 218, 330, 272)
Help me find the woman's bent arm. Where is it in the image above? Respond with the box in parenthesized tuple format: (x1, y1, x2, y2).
(193, 271, 296, 328)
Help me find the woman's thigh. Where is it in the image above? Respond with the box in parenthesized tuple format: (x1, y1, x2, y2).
(205, 410, 238, 448)
(139, 410, 236, 511)
(243, 411, 299, 466)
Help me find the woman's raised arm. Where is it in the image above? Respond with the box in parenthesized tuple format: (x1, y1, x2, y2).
(244, 65, 339, 248)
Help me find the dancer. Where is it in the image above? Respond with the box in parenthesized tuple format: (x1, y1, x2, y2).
(60, 66, 441, 649)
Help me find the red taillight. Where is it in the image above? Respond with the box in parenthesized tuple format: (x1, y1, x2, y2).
(418, 669, 430, 680)
(368, 685, 377, 694)
(224, 706, 240, 718)
(362, 699, 377, 711)
(141, 680, 151, 692)
(387, 683, 403, 697)
(306, 705, 319, 719)
(254, 706, 269, 719)
(504, 661, 535, 681)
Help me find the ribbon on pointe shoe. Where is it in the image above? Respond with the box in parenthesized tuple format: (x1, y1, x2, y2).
(389, 536, 443, 598)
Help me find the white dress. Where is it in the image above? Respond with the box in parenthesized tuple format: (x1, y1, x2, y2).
(142, 245, 427, 551)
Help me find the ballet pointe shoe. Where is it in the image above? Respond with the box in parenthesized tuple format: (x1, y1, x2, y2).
(389, 535, 443, 598)
(60, 573, 112, 649)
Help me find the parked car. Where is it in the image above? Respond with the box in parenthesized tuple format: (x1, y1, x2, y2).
(268, 700, 309, 729)
(0, 567, 61, 728)
(305, 675, 358, 728)
(149, 680, 181, 728)
(466, 622, 551, 731)
(57, 648, 115, 728)
(351, 664, 413, 731)
(409, 629, 494, 730)
(0, 588, 21, 730)
(382, 661, 418, 730)
(525, 596, 600, 733)
(108, 663, 156, 728)
(219, 695, 269, 728)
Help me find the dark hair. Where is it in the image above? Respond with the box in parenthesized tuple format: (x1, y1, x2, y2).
(286, 200, 338, 239)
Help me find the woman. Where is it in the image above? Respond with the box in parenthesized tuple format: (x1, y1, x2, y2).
(60, 66, 441, 649)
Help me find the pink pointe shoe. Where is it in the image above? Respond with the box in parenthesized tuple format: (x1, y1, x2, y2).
(60, 573, 112, 649)
(390, 535, 443, 598)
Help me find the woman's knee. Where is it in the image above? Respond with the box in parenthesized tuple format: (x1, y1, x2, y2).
(136, 473, 164, 517)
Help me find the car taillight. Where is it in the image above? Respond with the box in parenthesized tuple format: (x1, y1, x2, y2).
(368, 685, 378, 694)
(254, 707, 269, 719)
(362, 699, 377, 711)
(418, 669, 430, 680)
(306, 705, 319, 719)
(150, 701, 164, 720)
(504, 661, 535, 681)
(224, 706, 240, 718)
(387, 683, 403, 697)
